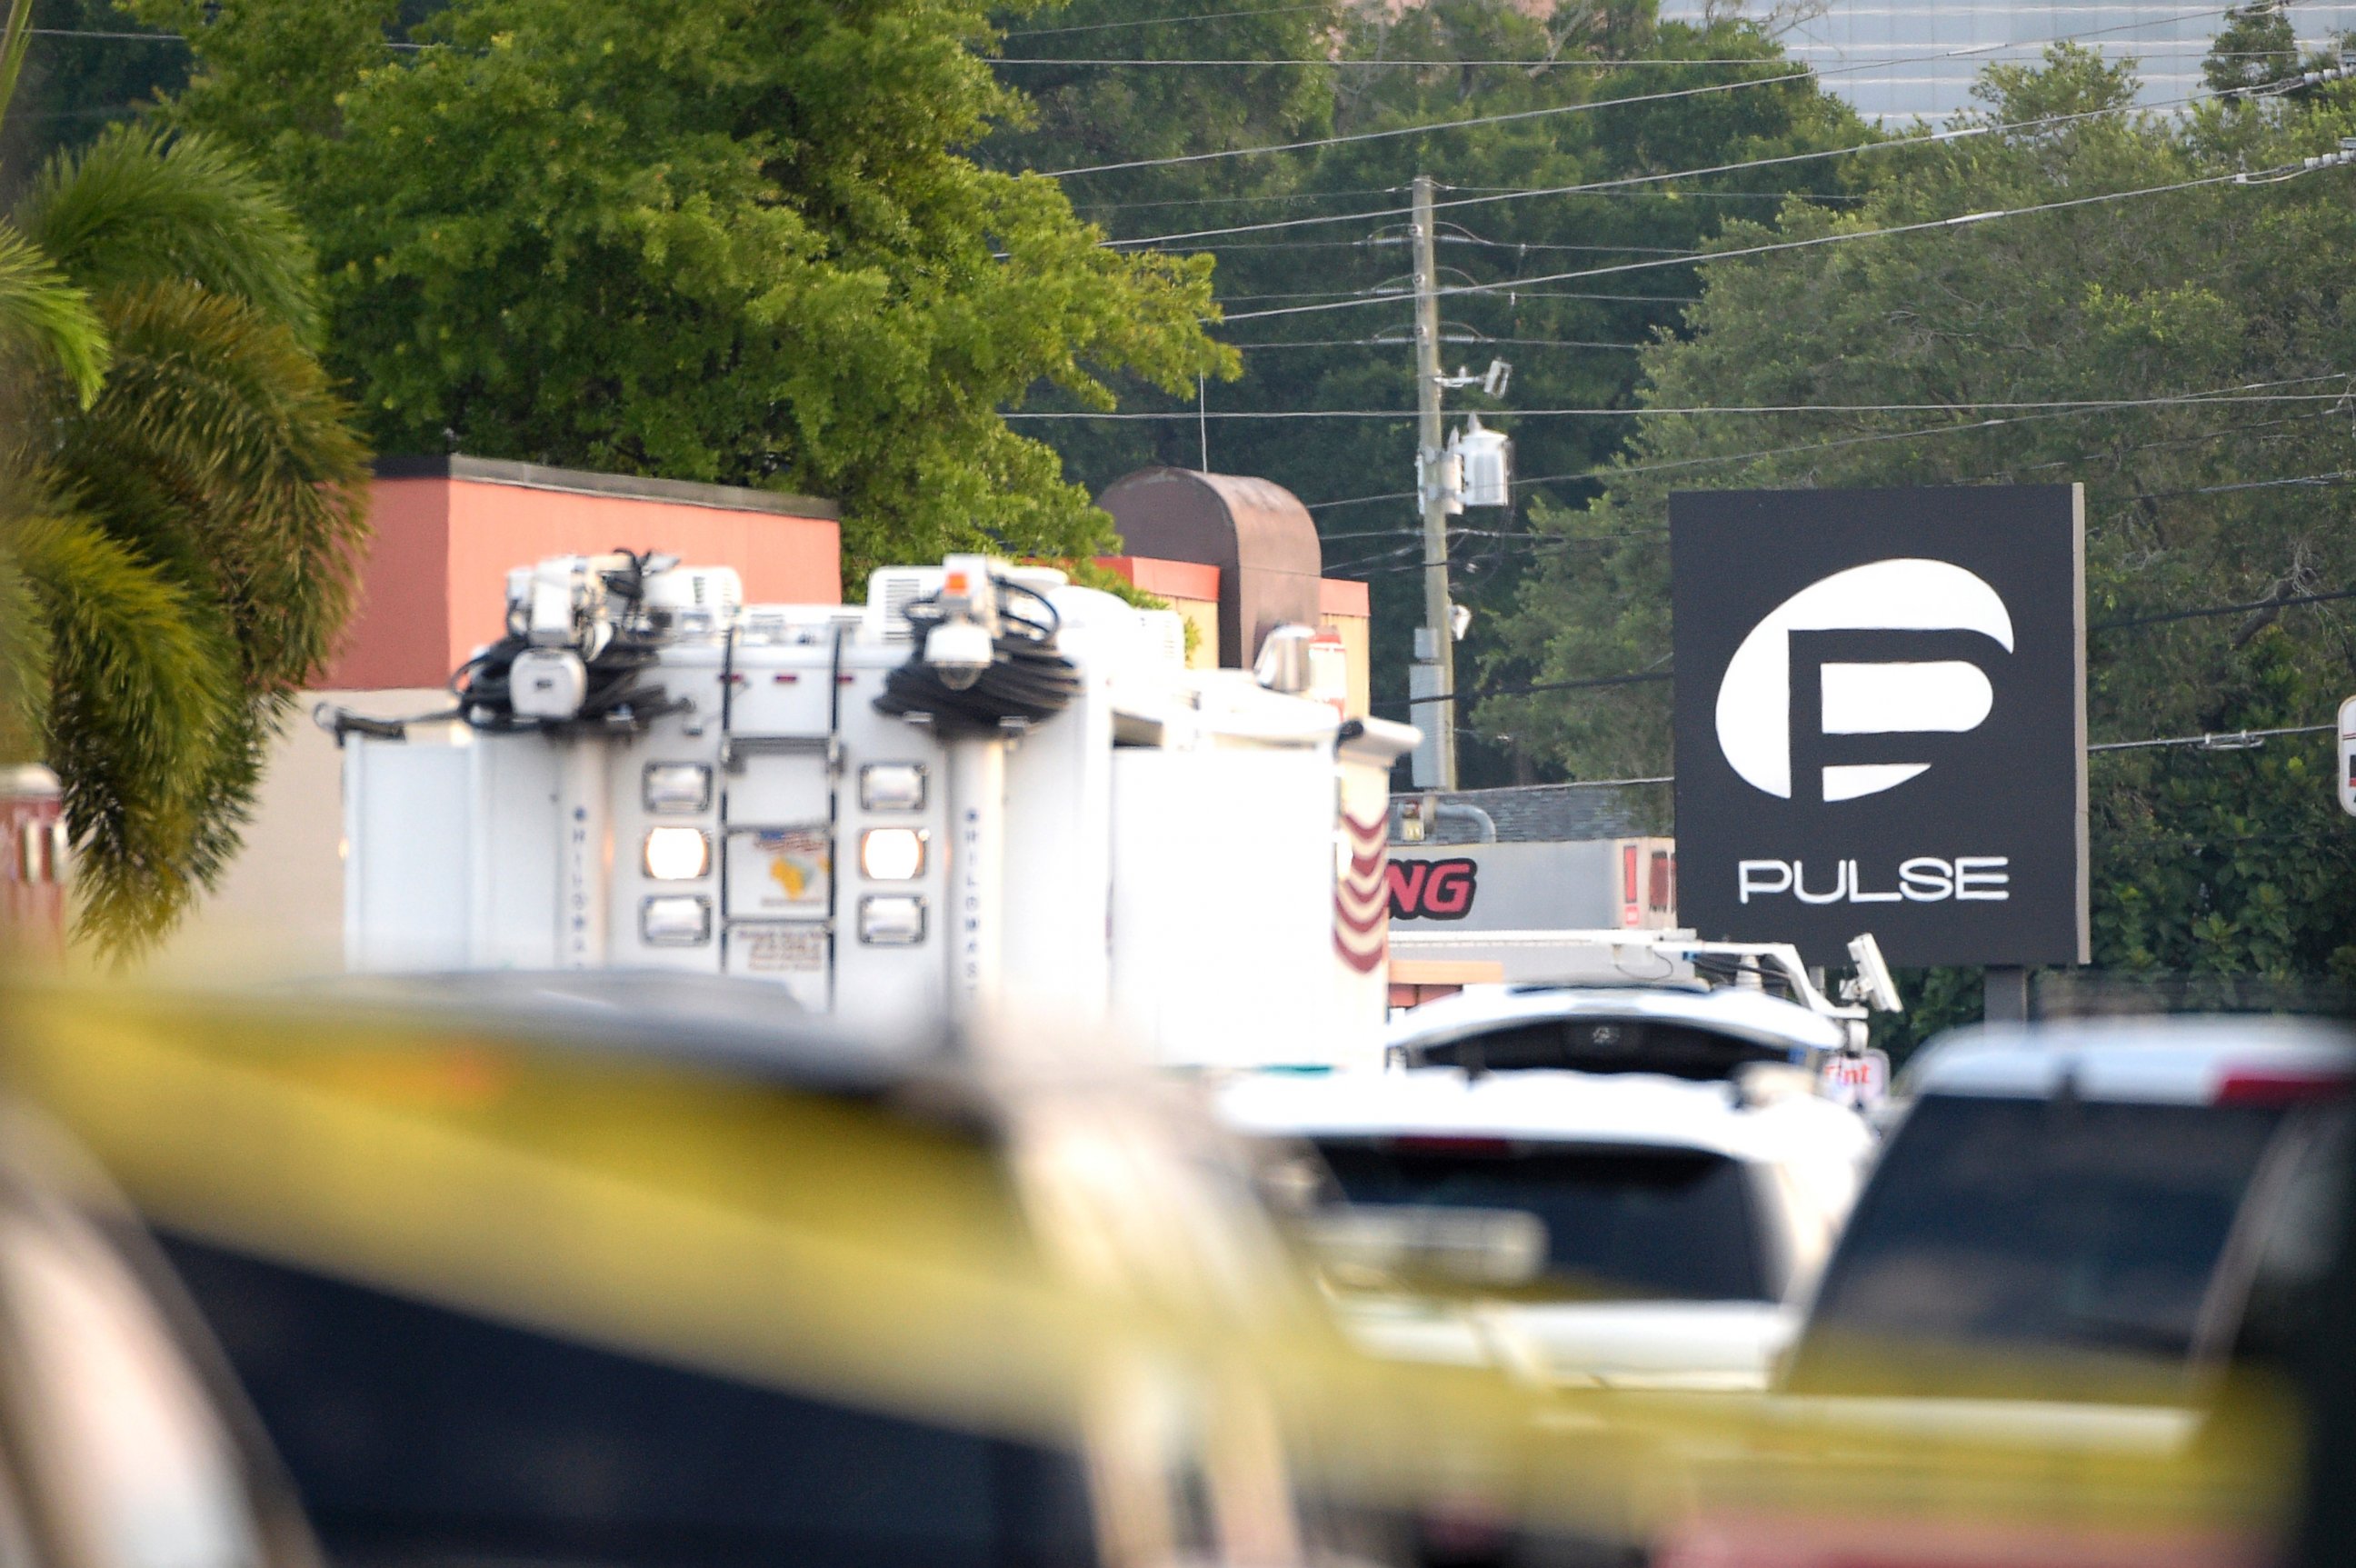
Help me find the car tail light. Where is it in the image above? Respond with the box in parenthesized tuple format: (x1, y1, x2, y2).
(2213, 1069, 2351, 1107)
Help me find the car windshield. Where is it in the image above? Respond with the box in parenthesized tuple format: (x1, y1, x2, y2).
(1313, 1139, 1769, 1302)
(1785, 1093, 2287, 1398)
(1405, 1019, 1804, 1082)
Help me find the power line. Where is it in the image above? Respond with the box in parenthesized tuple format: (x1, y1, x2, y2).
(1370, 721, 2337, 775)
(1225, 335, 1651, 349)
(2090, 722, 2336, 752)
(1102, 85, 2211, 250)
(2094, 584, 2356, 631)
(997, 46, 2273, 66)
(26, 27, 183, 42)
(25, 24, 428, 50)
(1370, 668, 1674, 713)
(1295, 375, 2351, 510)
(1177, 234, 1704, 253)
(2136, 467, 2356, 501)
(1074, 187, 1405, 211)
(1319, 462, 2356, 553)
(1223, 164, 2322, 322)
(1002, 0, 2260, 45)
(1000, 3, 1331, 39)
(1213, 285, 1701, 305)
(1046, 65, 1822, 175)
(1003, 390, 2350, 420)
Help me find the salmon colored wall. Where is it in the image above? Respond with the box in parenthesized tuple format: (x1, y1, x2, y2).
(442, 481, 840, 669)
(1318, 611, 1372, 719)
(1096, 554, 1221, 603)
(1318, 578, 1370, 618)
(1316, 578, 1372, 715)
(321, 478, 456, 690)
(319, 476, 841, 691)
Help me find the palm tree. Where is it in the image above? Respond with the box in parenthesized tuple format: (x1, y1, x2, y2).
(0, 0, 370, 955)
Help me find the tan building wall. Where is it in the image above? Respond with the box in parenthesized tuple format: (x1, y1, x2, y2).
(1096, 554, 1223, 669)
(1319, 577, 1372, 720)
(1098, 554, 1372, 714)
(143, 686, 441, 981)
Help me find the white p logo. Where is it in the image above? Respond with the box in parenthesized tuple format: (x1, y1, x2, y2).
(1713, 558, 2013, 803)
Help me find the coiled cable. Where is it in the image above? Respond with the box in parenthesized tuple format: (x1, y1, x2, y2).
(873, 575, 1080, 737)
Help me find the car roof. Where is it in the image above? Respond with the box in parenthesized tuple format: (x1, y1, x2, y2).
(1904, 1016, 2356, 1104)
(247, 970, 957, 1094)
(1214, 1067, 1872, 1165)
(1386, 984, 1849, 1056)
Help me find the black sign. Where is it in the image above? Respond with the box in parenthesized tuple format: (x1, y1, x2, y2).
(1671, 486, 2087, 966)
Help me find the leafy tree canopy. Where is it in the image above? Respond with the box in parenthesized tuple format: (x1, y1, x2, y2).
(127, 0, 1235, 577)
(1480, 45, 2356, 1024)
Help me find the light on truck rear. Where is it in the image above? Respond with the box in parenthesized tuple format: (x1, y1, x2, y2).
(859, 828, 926, 881)
(643, 826, 712, 881)
(642, 763, 712, 814)
(858, 764, 927, 813)
(859, 894, 926, 945)
(639, 894, 711, 945)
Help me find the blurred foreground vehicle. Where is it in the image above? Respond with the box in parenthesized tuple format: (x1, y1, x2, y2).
(1222, 1064, 1871, 1393)
(0, 1100, 320, 1568)
(1654, 1016, 2352, 1568)
(0, 974, 1632, 1568)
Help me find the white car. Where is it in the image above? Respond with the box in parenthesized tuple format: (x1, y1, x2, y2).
(1387, 983, 1856, 1085)
(1220, 1064, 1874, 1391)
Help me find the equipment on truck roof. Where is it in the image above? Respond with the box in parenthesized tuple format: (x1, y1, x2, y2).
(322, 551, 1418, 1069)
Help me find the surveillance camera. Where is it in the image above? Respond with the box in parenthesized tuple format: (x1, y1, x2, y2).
(923, 619, 995, 691)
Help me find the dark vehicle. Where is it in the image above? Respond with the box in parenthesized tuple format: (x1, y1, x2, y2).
(1783, 1018, 2351, 1403)
(1648, 1019, 2351, 1568)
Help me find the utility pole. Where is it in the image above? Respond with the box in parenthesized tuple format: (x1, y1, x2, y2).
(1411, 173, 1458, 790)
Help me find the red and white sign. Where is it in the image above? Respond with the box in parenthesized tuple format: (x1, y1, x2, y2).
(1335, 807, 1389, 973)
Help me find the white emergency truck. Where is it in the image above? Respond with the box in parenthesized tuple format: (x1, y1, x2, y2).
(325, 551, 1417, 1067)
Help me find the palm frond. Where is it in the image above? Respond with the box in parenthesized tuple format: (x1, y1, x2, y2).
(0, 222, 105, 408)
(51, 278, 369, 693)
(14, 125, 323, 345)
(0, 0, 35, 134)
(12, 509, 241, 956)
(0, 529, 47, 764)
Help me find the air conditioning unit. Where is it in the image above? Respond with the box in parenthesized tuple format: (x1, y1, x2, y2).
(1135, 609, 1188, 668)
(867, 567, 944, 644)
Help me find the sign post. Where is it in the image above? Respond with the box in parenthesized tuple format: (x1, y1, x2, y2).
(1670, 485, 2089, 974)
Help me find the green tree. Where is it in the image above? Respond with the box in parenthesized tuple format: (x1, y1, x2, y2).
(2202, 2, 2300, 96)
(0, 3, 370, 954)
(1482, 45, 2356, 1028)
(1005, 0, 1870, 772)
(130, 0, 1236, 579)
